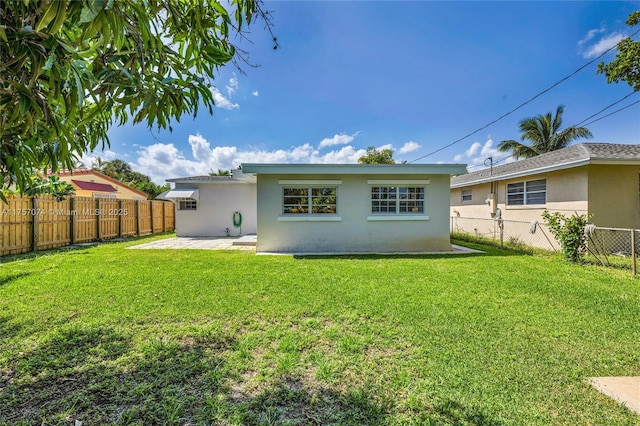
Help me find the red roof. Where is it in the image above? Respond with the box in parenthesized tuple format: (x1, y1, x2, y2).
(72, 180, 118, 192)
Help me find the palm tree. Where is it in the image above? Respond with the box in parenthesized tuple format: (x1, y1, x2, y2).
(209, 168, 231, 176)
(497, 105, 593, 159)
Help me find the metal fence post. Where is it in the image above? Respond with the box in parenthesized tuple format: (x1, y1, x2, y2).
(631, 229, 636, 277)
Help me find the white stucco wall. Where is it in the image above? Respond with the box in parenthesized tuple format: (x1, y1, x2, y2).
(174, 182, 257, 237)
(255, 174, 453, 253)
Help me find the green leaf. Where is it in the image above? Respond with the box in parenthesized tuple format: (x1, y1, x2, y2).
(36, 0, 60, 31)
(19, 94, 31, 114)
(80, 4, 101, 23)
(43, 51, 57, 71)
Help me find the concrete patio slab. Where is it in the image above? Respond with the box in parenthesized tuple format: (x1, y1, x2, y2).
(589, 377, 640, 415)
(127, 236, 256, 251)
(127, 237, 481, 255)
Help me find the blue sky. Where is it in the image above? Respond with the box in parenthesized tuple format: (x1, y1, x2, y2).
(85, 1, 640, 184)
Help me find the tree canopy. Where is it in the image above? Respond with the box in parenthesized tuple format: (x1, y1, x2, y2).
(597, 11, 640, 92)
(0, 0, 272, 193)
(358, 146, 395, 164)
(497, 105, 593, 160)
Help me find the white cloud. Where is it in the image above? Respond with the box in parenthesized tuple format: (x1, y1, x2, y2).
(318, 132, 358, 149)
(310, 146, 367, 163)
(226, 74, 239, 97)
(453, 138, 510, 170)
(578, 28, 605, 46)
(130, 133, 370, 184)
(465, 142, 481, 157)
(252, 90, 259, 97)
(579, 29, 625, 59)
(398, 141, 421, 155)
(211, 87, 239, 110)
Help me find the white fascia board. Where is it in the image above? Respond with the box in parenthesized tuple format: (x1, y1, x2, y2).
(232, 170, 257, 183)
(278, 180, 342, 185)
(450, 159, 592, 188)
(367, 179, 430, 185)
(242, 163, 467, 176)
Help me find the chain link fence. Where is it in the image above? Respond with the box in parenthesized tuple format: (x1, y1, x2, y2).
(583, 226, 639, 274)
(451, 216, 639, 275)
(451, 216, 560, 251)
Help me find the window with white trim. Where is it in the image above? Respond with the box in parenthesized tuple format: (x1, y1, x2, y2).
(283, 187, 337, 214)
(507, 179, 546, 206)
(178, 198, 197, 210)
(371, 186, 424, 214)
(461, 189, 472, 202)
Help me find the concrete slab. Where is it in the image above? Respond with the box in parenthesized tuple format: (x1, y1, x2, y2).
(232, 235, 257, 246)
(127, 236, 255, 251)
(257, 244, 483, 256)
(128, 237, 480, 255)
(589, 377, 640, 415)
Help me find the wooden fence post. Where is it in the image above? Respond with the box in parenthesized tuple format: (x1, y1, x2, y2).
(162, 202, 166, 232)
(70, 197, 75, 245)
(118, 199, 123, 238)
(96, 198, 101, 240)
(150, 201, 155, 234)
(136, 200, 141, 236)
(32, 197, 38, 252)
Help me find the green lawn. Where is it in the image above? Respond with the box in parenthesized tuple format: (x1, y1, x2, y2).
(0, 236, 638, 425)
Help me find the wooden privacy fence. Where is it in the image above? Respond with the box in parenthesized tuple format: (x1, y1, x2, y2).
(0, 195, 175, 256)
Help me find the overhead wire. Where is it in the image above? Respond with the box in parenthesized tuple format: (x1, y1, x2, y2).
(463, 94, 639, 173)
(408, 27, 640, 164)
(571, 91, 639, 128)
(581, 99, 640, 127)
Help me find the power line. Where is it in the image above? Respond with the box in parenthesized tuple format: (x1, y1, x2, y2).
(581, 99, 640, 127)
(408, 27, 640, 163)
(466, 154, 513, 171)
(463, 96, 639, 172)
(572, 91, 639, 128)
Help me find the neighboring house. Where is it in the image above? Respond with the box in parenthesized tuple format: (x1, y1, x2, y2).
(241, 163, 467, 253)
(55, 169, 148, 200)
(160, 174, 257, 237)
(450, 143, 640, 229)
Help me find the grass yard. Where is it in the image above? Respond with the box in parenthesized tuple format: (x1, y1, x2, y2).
(0, 236, 639, 425)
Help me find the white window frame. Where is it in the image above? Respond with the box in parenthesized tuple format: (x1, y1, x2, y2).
(461, 189, 472, 202)
(282, 186, 338, 215)
(506, 179, 546, 206)
(177, 198, 197, 211)
(370, 186, 425, 214)
(366, 180, 430, 221)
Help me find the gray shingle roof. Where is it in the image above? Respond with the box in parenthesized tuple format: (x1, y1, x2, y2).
(451, 143, 640, 187)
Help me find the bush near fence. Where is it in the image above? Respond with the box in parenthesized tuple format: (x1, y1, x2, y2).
(0, 196, 175, 256)
(451, 216, 639, 275)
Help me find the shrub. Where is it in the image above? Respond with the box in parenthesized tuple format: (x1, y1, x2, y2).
(541, 210, 590, 263)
